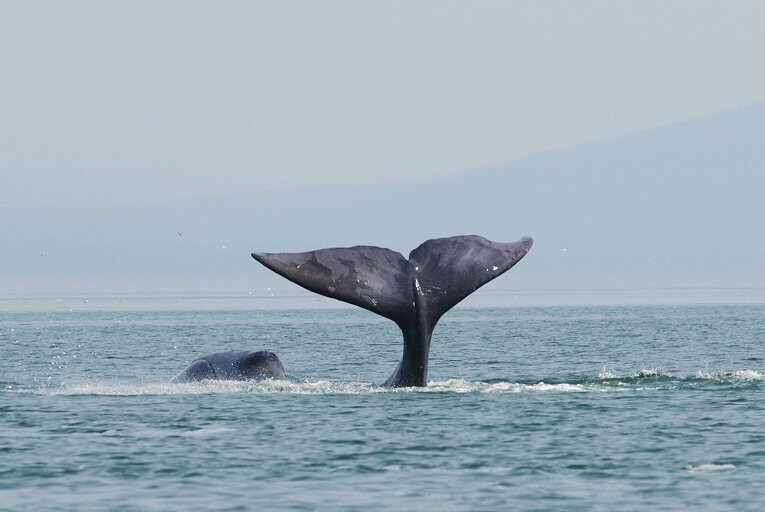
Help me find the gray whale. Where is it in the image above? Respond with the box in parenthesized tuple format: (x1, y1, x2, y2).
(252, 234, 532, 387)
(172, 350, 286, 383)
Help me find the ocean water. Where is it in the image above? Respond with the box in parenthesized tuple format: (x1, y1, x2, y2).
(1, 298, 764, 511)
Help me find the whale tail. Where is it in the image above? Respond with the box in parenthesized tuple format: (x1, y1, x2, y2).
(252, 235, 532, 387)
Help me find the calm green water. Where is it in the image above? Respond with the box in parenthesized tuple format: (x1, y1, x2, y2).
(1, 302, 764, 511)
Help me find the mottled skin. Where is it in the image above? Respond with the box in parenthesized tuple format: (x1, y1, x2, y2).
(172, 350, 286, 383)
(252, 235, 532, 388)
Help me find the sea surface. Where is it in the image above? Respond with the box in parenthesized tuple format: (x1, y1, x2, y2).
(1, 296, 764, 511)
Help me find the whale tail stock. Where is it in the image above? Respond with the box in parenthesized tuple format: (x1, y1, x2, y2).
(252, 235, 533, 387)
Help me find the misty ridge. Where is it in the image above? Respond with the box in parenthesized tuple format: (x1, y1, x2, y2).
(2, 105, 763, 295)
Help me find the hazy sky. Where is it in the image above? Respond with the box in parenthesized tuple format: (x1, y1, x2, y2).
(2, 1, 764, 209)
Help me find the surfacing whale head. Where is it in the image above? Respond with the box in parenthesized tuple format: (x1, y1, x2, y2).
(240, 350, 286, 380)
(172, 350, 286, 383)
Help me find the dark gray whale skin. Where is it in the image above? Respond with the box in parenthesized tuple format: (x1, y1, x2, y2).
(172, 350, 286, 383)
(252, 234, 532, 388)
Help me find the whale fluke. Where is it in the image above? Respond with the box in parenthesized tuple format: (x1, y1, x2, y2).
(253, 245, 414, 324)
(252, 235, 532, 387)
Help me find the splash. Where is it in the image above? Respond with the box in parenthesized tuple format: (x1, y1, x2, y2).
(597, 365, 617, 379)
(632, 368, 673, 378)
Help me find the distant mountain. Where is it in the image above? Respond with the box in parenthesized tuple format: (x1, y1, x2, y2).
(3, 105, 763, 294)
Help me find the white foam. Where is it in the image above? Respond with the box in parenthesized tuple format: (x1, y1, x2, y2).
(685, 463, 737, 472)
(19, 367, 764, 396)
(458, 381, 591, 393)
(729, 370, 765, 380)
(182, 427, 237, 437)
(695, 369, 765, 382)
(14, 379, 385, 396)
(10, 378, 618, 396)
